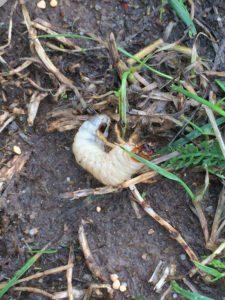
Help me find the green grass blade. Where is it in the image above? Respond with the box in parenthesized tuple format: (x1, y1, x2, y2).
(122, 147, 195, 200)
(28, 249, 57, 255)
(168, 0, 197, 37)
(194, 261, 225, 280)
(171, 117, 225, 148)
(208, 258, 225, 270)
(171, 281, 214, 300)
(215, 80, 225, 93)
(118, 47, 173, 80)
(181, 115, 205, 135)
(38, 33, 95, 40)
(172, 85, 225, 117)
(0, 247, 47, 297)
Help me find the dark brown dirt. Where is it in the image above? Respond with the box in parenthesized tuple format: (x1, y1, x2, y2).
(0, 0, 225, 299)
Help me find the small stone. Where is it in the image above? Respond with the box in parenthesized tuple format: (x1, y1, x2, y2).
(96, 206, 101, 213)
(119, 283, 127, 293)
(110, 274, 119, 282)
(29, 228, 38, 236)
(66, 177, 71, 182)
(148, 228, 154, 235)
(95, 4, 101, 11)
(142, 253, 148, 260)
(50, 0, 58, 7)
(172, 293, 178, 299)
(86, 83, 96, 93)
(180, 254, 186, 261)
(13, 145, 21, 155)
(37, 0, 46, 9)
(112, 279, 120, 290)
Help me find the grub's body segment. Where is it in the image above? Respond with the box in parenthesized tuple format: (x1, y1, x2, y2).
(72, 114, 143, 186)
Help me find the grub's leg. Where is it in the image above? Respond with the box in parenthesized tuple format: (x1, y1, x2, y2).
(96, 130, 115, 148)
(114, 123, 126, 144)
(128, 125, 141, 144)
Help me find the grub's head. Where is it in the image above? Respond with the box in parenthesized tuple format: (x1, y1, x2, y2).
(132, 143, 156, 160)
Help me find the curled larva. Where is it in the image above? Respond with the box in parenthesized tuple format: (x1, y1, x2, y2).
(72, 114, 144, 186)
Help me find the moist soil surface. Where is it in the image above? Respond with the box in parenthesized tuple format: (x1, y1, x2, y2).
(0, 1, 225, 299)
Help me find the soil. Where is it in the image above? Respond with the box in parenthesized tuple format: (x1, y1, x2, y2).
(0, 0, 225, 299)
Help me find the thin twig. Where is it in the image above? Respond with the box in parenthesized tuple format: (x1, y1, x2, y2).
(207, 183, 225, 249)
(205, 92, 225, 159)
(0, 1, 17, 51)
(127, 38, 164, 65)
(108, 32, 129, 80)
(129, 184, 199, 262)
(67, 245, 74, 300)
(0, 264, 73, 290)
(61, 186, 121, 200)
(78, 220, 108, 281)
(14, 287, 55, 299)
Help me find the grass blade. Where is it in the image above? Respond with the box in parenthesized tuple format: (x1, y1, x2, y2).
(38, 33, 95, 40)
(171, 281, 214, 300)
(215, 80, 225, 93)
(194, 261, 225, 281)
(118, 47, 173, 80)
(208, 258, 225, 270)
(172, 85, 225, 117)
(118, 71, 130, 136)
(171, 117, 225, 148)
(168, 0, 197, 37)
(0, 246, 48, 297)
(122, 147, 195, 200)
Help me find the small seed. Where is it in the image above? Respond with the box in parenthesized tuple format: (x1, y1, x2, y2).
(112, 279, 120, 290)
(96, 206, 101, 213)
(119, 283, 127, 293)
(110, 274, 119, 282)
(50, 0, 58, 7)
(37, 0, 46, 9)
(13, 145, 21, 155)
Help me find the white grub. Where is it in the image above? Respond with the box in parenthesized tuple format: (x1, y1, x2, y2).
(73, 114, 143, 186)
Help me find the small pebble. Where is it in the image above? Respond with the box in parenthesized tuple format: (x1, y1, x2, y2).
(13, 145, 21, 155)
(37, 0, 46, 9)
(180, 254, 186, 261)
(148, 228, 154, 235)
(29, 228, 39, 236)
(86, 83, 96, 93)
(172, 293, 178, 299)
(96, 206, 101, 213)
(142, 253, 148, 261)
(95, 4, 101, 11)
(112, 279, 120, 290)
(50, 0, 58, 7)
(110, 274, 119, 282)
(119, 283, 127, 293)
